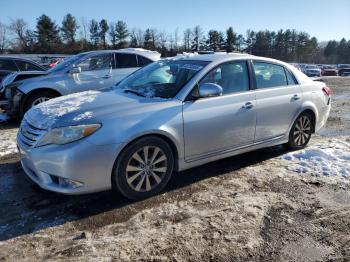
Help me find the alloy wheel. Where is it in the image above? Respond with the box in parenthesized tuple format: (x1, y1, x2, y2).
(126, 146, 167, 192)
(293, 115, 311, 146)
(32, 97, 50, 106)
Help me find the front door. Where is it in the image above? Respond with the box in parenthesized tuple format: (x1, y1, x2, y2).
(67, 53, 115, 93)
(183, 61, 256, 161)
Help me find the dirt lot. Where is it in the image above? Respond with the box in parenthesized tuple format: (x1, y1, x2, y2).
(0, 77, 350, 261)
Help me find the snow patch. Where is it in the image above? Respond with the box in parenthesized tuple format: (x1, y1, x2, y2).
(73, 111, 93, 121)
(282, 139, 350, 177)
(0, 130, 17, 157)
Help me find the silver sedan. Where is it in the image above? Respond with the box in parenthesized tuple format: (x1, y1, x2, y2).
(17, 54, 331, 199)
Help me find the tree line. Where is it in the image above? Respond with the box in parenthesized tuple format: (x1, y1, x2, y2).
(0, 14, 349, 64)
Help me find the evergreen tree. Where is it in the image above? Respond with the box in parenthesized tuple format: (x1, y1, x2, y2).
(61, 13, 78, 43)
(225, 27, 236, 52)
(143, 28, 156, 50)
(115, 20, 129, 48)
(99, 19, 109, 49)
(35, 14, 61, 53)
(109, 22, 117, 49)
(89, 19, 99, 47)
(207, 30, 222, 51)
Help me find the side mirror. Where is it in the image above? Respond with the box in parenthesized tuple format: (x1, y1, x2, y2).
(198, 83, 223, 98)
(70, 66, 81, 74)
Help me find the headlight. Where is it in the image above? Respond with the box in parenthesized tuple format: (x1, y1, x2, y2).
(36, 124, 101, 147)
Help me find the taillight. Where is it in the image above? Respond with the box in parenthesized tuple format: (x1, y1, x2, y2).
(322, 86, 332, 96)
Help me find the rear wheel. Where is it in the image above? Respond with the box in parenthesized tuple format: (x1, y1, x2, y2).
(24, 91, 58, 113)
(112, 136, 174, 200)
(287, 112, 313, 150)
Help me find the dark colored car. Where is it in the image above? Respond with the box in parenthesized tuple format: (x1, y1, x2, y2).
(0, 57, 46, 80)
(338, 68, 350, 77)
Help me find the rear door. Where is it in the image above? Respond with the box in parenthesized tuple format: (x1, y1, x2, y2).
(183, 60, 256, 160)
(67, 53, 115, 93)
(113, 53, 139, 84)
(252, 61, 302, 142)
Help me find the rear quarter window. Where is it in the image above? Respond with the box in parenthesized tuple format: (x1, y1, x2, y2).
(137, 55, 153, 67)
(0, 59, 18, 71)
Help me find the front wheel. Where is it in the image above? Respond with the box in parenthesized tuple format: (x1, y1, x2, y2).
(287, 112, 313, 150)
(112, 136, 174, 200)
(23, 91, 58, 113)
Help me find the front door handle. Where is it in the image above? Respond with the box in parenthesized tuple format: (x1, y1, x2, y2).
(242, 102, 254, 109)
(292, 94, 301, 100)
(102, 74, 112, 79)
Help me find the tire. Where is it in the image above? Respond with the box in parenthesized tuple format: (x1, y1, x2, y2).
(287, 112, 313, 150)
(112, 136, 174, 200)
(23, 91, 58, 113)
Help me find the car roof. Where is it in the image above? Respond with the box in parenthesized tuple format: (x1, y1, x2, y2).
(176, 53, 254, 62)
(79, 48, 161, 61)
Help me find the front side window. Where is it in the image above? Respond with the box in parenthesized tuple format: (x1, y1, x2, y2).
(116, 53, 138, 68)
(253, 62, 288, 89)
(117, 59, 209, 98)
(15, 60, 43, 71)
(0, 59, 18, 71)
(199, 61, 249, 95)
(77, 54, 112, 72)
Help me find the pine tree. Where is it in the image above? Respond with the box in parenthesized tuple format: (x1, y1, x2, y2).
(35, 14, 61, 53)
(89, 19, 99, 47)
(115, 20, 129, 48)
(61, 13, 78, 43)
(99, 19, 109, 49)
(191, 25, 204, 51)
(109, 22, 117, 49)
(143, 28, 156, 50)
(225, 27, 236, 52)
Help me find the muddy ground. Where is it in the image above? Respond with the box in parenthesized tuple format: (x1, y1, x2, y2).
(0, 77, 349, 261)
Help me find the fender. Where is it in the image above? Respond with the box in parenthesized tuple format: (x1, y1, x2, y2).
(287, 101, 318, 135)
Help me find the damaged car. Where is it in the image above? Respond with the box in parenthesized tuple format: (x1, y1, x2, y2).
(2, 49, 160, 117)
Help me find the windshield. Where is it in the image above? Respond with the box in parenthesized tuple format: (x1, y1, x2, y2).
(48, 53, 86, 73)
(117, 59, 209, 98)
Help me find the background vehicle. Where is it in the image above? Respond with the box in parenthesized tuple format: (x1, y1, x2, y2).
(303, 65, 321, 77)
(0, 57, 46, 81)
(321, 65, 338, 76)
(18, 53, 331, 200)
(3, 48, 160, 116)
(338, 68, 350, 77)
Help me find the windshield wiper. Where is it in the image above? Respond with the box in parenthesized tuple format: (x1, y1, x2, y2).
(123, 89, 146, 97)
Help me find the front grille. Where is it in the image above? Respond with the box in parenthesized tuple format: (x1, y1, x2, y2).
(18, 119, 46, 147)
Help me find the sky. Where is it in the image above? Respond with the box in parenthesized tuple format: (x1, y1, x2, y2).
(1, 0, 349, 41)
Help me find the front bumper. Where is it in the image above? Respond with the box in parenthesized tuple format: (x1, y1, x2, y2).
(18, 136, 125, 194)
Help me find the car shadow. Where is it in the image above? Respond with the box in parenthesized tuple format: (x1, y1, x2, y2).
(0, 144, 287, 241)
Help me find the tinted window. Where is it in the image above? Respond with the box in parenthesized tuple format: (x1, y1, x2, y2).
(116, 53, 138, 68)
(253, 62, 288, 89)
(285, 69, 297, 85)
(15, 60, 43, 71)
(0, 59, 18, 71)
(77, 54, 112, 72)
(137, 55, 152, 67)
(200, 61, 249, 95)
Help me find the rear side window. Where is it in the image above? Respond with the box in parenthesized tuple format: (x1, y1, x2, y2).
(137, 55, 153, 67)
(253, 62, 288, 89)
(0, 59, 18, 71)
(15, 60, 43, 71)
(199, 61, 249, 95)
(285, 69, 298, 85)
(116, 53, 138, 68)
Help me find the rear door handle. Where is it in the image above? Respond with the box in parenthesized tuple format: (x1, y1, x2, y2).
(242, 102, 254, 109)
(292, 94, 301, 100)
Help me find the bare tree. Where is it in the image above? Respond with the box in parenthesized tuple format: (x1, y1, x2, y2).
(9, 18, 28, 51)
(0, 22, 8, 53)
(174, 28, 179, 51)
(136, 29, 144, 47)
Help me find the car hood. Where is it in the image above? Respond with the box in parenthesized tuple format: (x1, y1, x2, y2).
(24, 89, 177, 129)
